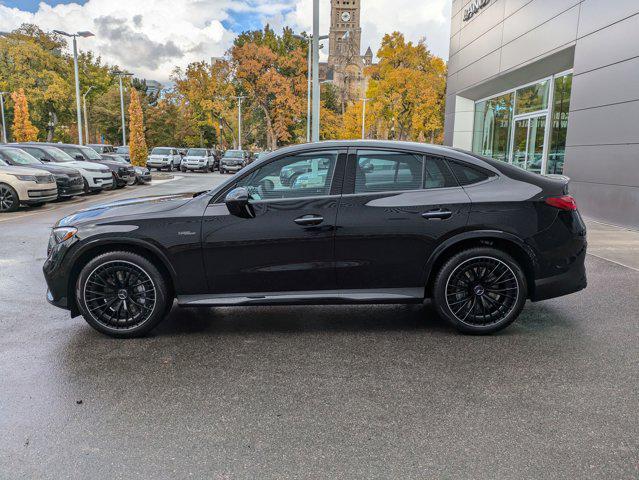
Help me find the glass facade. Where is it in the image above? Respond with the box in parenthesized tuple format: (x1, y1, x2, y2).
(472, 73, 572, 175)
(472, 93, 513, 162)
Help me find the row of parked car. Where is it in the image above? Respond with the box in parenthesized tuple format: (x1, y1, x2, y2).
(0, 142, 152, 213)
(117, 145, 266, 174)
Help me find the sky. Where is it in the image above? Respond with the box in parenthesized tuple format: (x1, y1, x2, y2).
(0, 0, 452, 83)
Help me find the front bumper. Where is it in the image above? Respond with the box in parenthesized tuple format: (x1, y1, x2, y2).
(221, 163, 243, 171)
(57, 181, 84, 197)
(90, 176, 114, 190)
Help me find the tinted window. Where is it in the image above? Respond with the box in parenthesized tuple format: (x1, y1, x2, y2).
(424, 156, 458, 189)
(448, 161, 494, 186)
(19, 146, 49, 161)
(237, 151, 337, 200)
(57, 145, 86, 160)
(355, 150, 422, 193)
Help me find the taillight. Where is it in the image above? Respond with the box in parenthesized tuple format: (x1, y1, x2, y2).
(545, 195, 577, 211)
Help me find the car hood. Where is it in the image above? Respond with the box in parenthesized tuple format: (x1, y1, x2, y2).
(56, 193, 198, 227)
(17, 163, 79, 175)
(0, 165, 52, 176)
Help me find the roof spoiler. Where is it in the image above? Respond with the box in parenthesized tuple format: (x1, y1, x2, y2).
(546, 174, 571, 193)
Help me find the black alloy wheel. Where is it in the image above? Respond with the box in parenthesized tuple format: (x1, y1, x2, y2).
(76, 251, 169, 337)
(0, 183, 19, 212)
(433, 247, 526, 334)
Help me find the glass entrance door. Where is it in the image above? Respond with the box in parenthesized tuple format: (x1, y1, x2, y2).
(510, 114, 546, 173)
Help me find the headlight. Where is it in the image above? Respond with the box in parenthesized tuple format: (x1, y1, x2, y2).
(52, 227, 78, 244)
(11, 174, 37, 181)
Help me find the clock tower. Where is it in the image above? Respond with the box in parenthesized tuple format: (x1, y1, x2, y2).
(328, 0, 362, 63)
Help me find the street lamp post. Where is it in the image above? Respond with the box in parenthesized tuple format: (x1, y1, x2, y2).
(0, 92, 7, 143)
(82, 86, 94, 144)
(234, 96, 246, 150)
(113, 71, 133, 146)
(53, 30, 94, 145)
(361, 98, 370, 139)
(294, 34, 328, 143)
(311, 0, 320, 143)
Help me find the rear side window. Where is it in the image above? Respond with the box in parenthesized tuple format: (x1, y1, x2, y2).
(355, 150, 423, 193)
(424, 156, 458, 189)
(448, 161, 495, 186)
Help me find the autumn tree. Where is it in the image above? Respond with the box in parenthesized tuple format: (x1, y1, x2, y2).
(128, 88, 147, 166)
(231, 26, 307, 150)
(365, 32, 447, 142)
(11, 89, 38, 141)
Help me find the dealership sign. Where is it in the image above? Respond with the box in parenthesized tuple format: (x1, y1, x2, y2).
(463, 0, 490, 21)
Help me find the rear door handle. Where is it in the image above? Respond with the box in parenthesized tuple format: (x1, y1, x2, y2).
(421, 209, 452, 220)
(294, 215, 324, 226)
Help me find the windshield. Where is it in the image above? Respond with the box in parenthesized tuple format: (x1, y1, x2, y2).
(43, 146, 74, 162)
(0, 158, 7, 166)
(116, 146, 129, 154)
(187, 148, 207, 156)
(0, 148, 42, 165)
(224, 150, 244, 158)
(152, 147, 172, 155)
(57, 145, 86, 160)
(103, 154, 127, 163)
(81, 146, 103, 161)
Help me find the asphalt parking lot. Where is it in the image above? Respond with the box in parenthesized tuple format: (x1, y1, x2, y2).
(0, 172, 637, 479)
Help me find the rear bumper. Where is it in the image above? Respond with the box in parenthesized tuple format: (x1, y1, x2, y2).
(531, 245, 587, 301)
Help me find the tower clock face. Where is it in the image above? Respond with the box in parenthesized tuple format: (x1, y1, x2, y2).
(341, 11, 351, 22)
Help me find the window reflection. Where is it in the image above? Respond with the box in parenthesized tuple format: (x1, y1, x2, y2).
(472, 93, 513, 162)
(547, 74, 572, 174)
(515, 80, 550, 115)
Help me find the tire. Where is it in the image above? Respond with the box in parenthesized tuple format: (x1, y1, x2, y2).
(167, 163, 173, 172)
(75, 251, 170, 338)
(83, 178, 90, 194)
(0, 183, 19, 212)
(432, 247, 527, 334)
(180, 167, 187, 173)
(219, 168, 225, 174)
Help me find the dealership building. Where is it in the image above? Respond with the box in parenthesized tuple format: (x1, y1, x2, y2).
(444, 0, 639, 228)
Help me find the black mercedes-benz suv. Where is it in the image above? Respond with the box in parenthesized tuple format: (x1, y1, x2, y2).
(43, 141, 587, 338)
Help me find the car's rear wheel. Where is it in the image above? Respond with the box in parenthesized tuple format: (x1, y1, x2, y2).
(76, 251, 170, 338)
(432, 247, 527, 334)
(0, 183, 19, 212)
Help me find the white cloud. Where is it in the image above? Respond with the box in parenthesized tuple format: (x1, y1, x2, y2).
(0, 0, 452, 83)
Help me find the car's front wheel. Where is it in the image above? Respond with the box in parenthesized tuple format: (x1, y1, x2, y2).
(0, 183, 19, 212)
(75, 251, 170, 338)
(432, 247, 527, 334)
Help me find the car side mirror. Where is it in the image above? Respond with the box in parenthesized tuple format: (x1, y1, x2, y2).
(225, 187, 255, 219)
(75, 154, 84, 161)
(362, 162, 374, 173)
(41, 157, 50, 162)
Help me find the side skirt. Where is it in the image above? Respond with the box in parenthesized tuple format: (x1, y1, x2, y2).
(177, 288, 425, 307)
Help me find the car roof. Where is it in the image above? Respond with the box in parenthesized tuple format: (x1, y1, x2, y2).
(253, 141, 496, 170)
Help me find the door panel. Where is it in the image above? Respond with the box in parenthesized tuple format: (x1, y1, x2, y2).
(334, 150, 471, 290)
(201, 150, 345, 294)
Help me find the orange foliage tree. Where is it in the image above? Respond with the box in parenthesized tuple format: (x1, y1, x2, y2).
(10, 88, 38, 141)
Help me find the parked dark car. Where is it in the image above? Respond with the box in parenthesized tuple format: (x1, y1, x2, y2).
(219, 149, 249, 174)
(0, 146, 84, 199)
(101, 153, 152, 185)
(44, 141, 587, 338)
(38, 143, 135, 189)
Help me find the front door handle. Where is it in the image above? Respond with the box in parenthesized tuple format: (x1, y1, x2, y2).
(421, 209, 452, 220)
(294, 215, 324, 226)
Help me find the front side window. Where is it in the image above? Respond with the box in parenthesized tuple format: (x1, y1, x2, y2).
(56, 145, 85, 160)
(355, 150, 423, 193)
(237, 151, 338, 200)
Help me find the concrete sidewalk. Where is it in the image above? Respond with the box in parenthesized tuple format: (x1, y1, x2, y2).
(585, 219, 639, 271)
